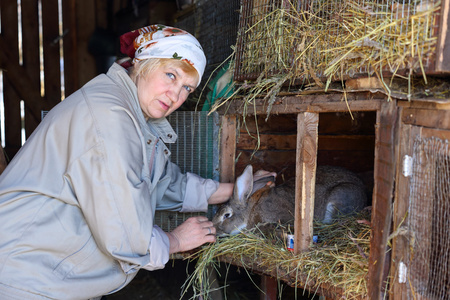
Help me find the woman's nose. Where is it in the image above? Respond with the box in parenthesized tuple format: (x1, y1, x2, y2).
(167, 85, 182, 103)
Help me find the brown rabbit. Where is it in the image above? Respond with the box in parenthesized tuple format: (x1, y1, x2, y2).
(212, 165, 368, 236)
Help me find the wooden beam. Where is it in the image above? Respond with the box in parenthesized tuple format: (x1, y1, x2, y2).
(401, 107, 450, 130)
(219, 93, 383, 115)
(294, 112, 318, 253)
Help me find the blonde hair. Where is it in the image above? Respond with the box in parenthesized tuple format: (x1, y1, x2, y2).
(129, 58, 199, 84)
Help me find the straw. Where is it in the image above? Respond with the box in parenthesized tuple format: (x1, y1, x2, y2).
(182, 210, 372, 299)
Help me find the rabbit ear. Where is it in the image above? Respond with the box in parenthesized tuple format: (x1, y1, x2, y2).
(232, 165, 254, 207)
(251, 175, 276, 195)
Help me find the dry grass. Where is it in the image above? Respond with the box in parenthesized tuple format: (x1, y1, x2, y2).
(182, 210, 372, 300)
(208, 0, 441, 117)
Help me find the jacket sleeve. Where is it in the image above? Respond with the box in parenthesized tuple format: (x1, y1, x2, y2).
(154, 160, 219, 213)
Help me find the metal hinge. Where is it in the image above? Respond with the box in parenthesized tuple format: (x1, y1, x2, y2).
(402, 155, 413, 177)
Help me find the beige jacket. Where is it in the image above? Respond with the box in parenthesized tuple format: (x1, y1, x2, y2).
(0, 63, 218, 299)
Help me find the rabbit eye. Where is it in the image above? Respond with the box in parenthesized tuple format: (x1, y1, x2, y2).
(224, 213, 231, 219)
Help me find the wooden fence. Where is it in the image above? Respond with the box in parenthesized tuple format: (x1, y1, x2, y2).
(0, 0, 161, 160)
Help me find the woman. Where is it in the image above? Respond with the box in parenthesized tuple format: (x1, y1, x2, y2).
(0, 24, 238, 299)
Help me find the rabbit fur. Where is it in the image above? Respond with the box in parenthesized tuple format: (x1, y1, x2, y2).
(212, 165, 369, 236)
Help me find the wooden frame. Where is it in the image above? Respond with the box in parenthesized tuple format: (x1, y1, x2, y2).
(218, 92, 394, 298)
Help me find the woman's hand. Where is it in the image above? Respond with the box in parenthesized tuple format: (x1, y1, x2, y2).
(166, 216, 216, 254)
(253, 169, 277, 187)
(207, 169, 277, 205)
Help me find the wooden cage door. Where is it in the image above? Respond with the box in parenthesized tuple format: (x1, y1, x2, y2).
(391, 107, 450, 300)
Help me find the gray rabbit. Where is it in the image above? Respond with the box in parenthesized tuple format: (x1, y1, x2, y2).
(212, 165, 368, 236)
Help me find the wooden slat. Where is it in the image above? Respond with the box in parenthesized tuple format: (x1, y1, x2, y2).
(62, 0, 78, 96)
(41, 0, 61, 106)
(294, 112, 318, 253)
(368, 101, 399, 299)
(75, 1, 97, 87)
(402, 107, 450, 130)
(220, 115, 237, 183)
(22, 0, 42, 136)
(0, 0, 22, 159)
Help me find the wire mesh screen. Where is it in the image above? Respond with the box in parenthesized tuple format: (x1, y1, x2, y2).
(407, 136, 450, 299)
(174, 0, 241, 86)
(154, 111, 220, 232)
(234, 0, 441, 82)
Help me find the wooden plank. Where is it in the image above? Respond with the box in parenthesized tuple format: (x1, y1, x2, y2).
(62, 0, 78, 96)
(397, 98, 450, 110)
(390, 117, 419, 300)
(421, 126, 450, 140)
(259, 275, 277, 300)
(435, 0, 450, 72)
(220, 115, 237, 183)
(402, 107, 450, 130)
(294, 112, 318, 253)
(237, 133, 297, 150)
(237, 134, 375, 152)
(368, 101, 398, 299)
(220, 94, 384, 116)
(238, 114, 298, 133)
(22, 0, 42, 136)
(319, 135, 375, 151)
(75, 1, 97, 87)
(1, 0, 22, 159)
(317, 150, 375, 173)
(41, 0, 61, 107)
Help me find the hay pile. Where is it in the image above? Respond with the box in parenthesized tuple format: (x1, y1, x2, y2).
(182, 210, 372, 299)
(210, 0, 442, 116)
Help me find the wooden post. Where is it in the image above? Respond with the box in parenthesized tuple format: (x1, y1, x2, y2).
(260, 275, 277, 300)
(220, 115, 237, 183)
(294, 112, 318, 253)
(368, 101, 398, 299)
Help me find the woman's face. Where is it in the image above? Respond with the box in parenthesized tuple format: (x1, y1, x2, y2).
(136, 63, 197, 119)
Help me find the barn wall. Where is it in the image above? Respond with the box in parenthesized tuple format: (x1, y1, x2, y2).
(0, 0, 178, 160)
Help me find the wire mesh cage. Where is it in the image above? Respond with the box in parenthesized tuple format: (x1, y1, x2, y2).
(154, 111, 220, 232)
(174, 0, 241, 86)
(406, 136, 449, 299)
(234, 0, 446, 83)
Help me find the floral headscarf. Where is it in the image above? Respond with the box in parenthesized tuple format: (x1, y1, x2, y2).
(120, 24, 206, 86)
